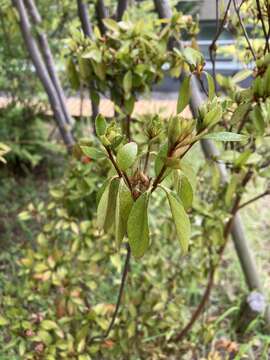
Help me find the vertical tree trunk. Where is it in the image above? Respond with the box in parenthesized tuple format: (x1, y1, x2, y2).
(153, 0, 270, 328)
(12, 0, 74, 149)
(24, 0, 73, 126)
(116, 0, 129, 21)
(95, 0, 107, 35)
(76, 0, 99, 122)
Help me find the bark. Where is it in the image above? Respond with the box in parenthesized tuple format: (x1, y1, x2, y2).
(13, 0, 74, 149)
(154, 0, 270, 328)
(76, 0, 99, 125)
(77, 0, 93, 37)
(95, 0, 107, 34)
(116, 0, 129, 21)
(24, 0, 73, 126)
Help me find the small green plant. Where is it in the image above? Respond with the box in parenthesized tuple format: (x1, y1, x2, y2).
(0, 104, 58, 168)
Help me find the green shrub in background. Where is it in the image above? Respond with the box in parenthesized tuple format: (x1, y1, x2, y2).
(0, 104, 61, 169)
(0, 149, 234, 359)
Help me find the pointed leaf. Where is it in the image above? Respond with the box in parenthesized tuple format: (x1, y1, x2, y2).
(95, 114, 107, 137)
(203, 132, 248, 142)
(203, 104, 222, 128)
(160, 187, 190, 253)
(115, 179, 133, 248)
(175, 172, 193, 210)
(177, 76, 191, 113)
(123, 71, 132, 95)
(232, 69, 252, 84)
(205, 72, 215, 100)
(80, 146, 105, 160)
(116, 142, 138, 171)
(127, 192, 150, 258)
(97, 178, 119, 231)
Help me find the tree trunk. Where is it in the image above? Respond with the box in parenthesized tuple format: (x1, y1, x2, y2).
(95, 0, 107, 35)
(116, 0, 129, 21)
(24, 0, 73, 126)
(13, 0, 74, 149)
(76, 0, 99, 124)
(153, 0, 270, 328)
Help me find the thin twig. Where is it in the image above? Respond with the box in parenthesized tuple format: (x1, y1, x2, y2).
(255, 0, 270, 52)
(237, 190, 269, 210)
(233, 0, 257, 61)
(90, 244, 131, 342)
(143, 143, 151, 174)
(209, 0, 233, 91)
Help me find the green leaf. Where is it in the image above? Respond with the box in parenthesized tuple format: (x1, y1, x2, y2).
(175, 172, 193, 210)
(177, 76, 191, 113)
(203, 132, 247, 142)
(97, 178, 119, 231)
(127, 192, 150, 258)
(95, 114, 107, 137)
(103, 18, 119, 32)
(115, 179, 133, 248)
(82, 49, 102, 63)
(116, 142, 138, 171)
(80, 146, 105, 160)
(182, 47, 204, 67)
(160, 187, 190, 253)
(123, 71, 132, 95)
(205, 72, 215, 100)
(231, 103, 251, 123)
(203, 104, 223, 128)
(41, 320, 58, 331)
(232, 69, 252, 84)
(0, 316, 9, 326)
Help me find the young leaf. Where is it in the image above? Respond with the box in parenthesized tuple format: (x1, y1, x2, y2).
(203, 104, 222, 128)
(80, 146, 105, 160)
(177, 76, 191, 113)
(232, 69, 253, 84)
(103, 18, 119, 32)
(160, 187, 190, 253)
(127, 192, 150, 258)
(123, 71, 132, 95)
(175, 172, 193, 210)
(95, 114, 107, 137)
(115, 179, 133, 249)
(182, 47, 204, 68)
(97, 178, 119, 231)
(203, 132, 248, 142)
(116, 142, 138, 171)
(205, 72, 215, 100)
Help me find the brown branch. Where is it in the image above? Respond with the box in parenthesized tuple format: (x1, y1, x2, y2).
(237, 190, 270, 211)
(232, 0, 257, 61)
(171, 170, 253, 343)
(209, 0, 233, 90)
(255, 0, 270, 52)
(90, 244, 131, 342)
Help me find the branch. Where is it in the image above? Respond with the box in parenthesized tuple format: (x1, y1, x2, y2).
(237, 191, 270, 211)
(76, 0, 99, 128)
(25, 0, 73, 126)
(105, 146, 133, 192)
(90, 244, 131, 342)
(255, 0, 270, 52)
(209, 0, 233, 89)
(95, 0, 108, 35)
(232, 0, 256, 61)
(77, 0, 93, 37)
(12, 0, 74, 149)
(116, 0, 129, 21)
(171, 170, 253, 343)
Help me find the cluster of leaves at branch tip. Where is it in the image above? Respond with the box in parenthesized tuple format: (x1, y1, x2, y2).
(66, 14, 199, 111)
